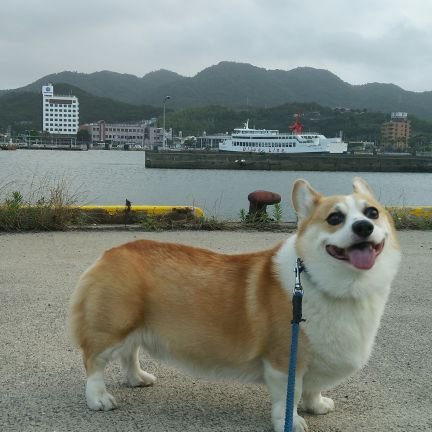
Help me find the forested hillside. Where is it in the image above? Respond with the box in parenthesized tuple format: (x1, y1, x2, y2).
(2, 62, 432, 118)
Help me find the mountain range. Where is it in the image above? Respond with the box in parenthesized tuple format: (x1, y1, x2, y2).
(3, 62, 432, 119)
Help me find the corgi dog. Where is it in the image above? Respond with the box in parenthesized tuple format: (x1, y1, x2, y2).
(69, 177, 401, 432)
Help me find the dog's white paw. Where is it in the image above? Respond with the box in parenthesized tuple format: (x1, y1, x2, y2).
(303, 395, 335, 415)
(126, 370, 156, 387)
(293, 415, 309, 432)
(85, 377, 118, 411)
(86, 389, 118, 411)
(273, 415, 308, 432)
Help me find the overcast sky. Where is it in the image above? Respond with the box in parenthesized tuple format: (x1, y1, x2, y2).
(1, 0, 432, 92)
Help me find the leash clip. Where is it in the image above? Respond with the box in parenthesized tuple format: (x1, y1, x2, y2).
(293, 258, 305, 296)
(292, 258, 305, 324)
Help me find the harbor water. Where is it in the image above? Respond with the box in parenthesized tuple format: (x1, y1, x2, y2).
(1, 150, 431, 220)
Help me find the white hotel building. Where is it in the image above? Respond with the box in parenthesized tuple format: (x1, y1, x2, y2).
(42, 84, 79, 134)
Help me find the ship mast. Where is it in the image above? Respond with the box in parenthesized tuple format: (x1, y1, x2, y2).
(289, 113, 304, 134)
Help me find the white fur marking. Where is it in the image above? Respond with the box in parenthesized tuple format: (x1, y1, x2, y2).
(86, 371, 117, 411)
(263, 361, 307, 432)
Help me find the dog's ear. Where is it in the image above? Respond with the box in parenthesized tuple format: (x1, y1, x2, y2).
(292, 179, 321, 221)
(353, 177, 375, 198)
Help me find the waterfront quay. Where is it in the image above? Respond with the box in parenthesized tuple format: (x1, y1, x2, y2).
(1, 230, 431, 431)
(145, 150, 432, 172)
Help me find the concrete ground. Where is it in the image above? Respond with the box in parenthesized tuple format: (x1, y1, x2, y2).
(0, 230, 431, 432)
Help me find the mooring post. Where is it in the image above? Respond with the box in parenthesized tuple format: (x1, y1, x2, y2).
(247, 190, 281, 220)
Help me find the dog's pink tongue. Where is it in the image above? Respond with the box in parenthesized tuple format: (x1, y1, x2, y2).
(348, 247, 375, 270)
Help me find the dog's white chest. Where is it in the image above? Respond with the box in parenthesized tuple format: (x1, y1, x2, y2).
(302, 287, 386, 380)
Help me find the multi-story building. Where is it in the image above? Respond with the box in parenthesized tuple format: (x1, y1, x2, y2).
(148, 127, 173, 148)
(80, 120, 172, 148)
(82, 120, 147, 145)
(380, 112, 411, 150)
(42, 84, 79, 135)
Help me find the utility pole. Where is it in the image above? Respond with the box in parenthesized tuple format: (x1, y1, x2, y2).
(162, 96, 171, 149)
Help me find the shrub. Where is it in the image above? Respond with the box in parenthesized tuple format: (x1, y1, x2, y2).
(0, 177, 80, 231)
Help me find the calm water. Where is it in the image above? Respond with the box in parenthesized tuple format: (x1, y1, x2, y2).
(0, 150, 431, 220)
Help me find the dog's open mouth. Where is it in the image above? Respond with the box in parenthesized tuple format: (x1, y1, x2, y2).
(326, 241, 384, 270)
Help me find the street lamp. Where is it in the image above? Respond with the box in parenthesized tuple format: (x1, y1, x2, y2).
(162, 95, 171, 149)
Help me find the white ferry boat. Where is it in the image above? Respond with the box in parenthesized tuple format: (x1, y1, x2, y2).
(219, 117, 347, 154)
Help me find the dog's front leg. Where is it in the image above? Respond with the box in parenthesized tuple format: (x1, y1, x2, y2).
(301, 371, 335, 415)
(263, 361, 308, 432)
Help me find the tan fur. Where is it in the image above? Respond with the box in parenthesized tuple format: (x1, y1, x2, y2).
(70, 240, 308, 376)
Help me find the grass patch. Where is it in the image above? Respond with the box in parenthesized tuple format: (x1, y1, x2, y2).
(387, 207, 432, 230)
(135, 215, 294, 232)
(238, 202, 286, 227)
(0, 177, 81, 231)
(138, 214, 228, 231)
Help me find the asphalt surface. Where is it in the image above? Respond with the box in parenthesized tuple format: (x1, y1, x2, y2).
(0, 230, 431, 432)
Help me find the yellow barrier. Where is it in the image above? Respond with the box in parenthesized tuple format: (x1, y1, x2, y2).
(76, 205, 205, 218)
(387, 206, 432, 219)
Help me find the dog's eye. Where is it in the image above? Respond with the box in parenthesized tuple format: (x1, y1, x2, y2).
(364, 206, 379, 219)
(326, 211, 345, 225)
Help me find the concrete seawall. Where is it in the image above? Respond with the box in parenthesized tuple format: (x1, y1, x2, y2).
(145, 151, 432, 172)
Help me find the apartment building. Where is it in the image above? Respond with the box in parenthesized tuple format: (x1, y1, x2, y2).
(42, 84, 79, 134)
(380, 112, 411, 150)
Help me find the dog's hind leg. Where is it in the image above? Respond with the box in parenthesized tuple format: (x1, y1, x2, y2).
(119, 338, 156, 387)
(84, 343, 119, 411)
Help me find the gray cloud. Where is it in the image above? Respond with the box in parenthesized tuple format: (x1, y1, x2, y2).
(1, 0, 431, 91)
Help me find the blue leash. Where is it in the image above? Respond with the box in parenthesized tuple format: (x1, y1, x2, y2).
(284, 258, 305, 432)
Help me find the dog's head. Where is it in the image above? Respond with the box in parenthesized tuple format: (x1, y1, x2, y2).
(292, 177, 401, 296)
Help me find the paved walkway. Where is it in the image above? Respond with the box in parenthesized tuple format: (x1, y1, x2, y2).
(0, 230, 431, 431)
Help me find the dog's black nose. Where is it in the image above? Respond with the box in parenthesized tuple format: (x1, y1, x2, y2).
(352, 220, 374, 238)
